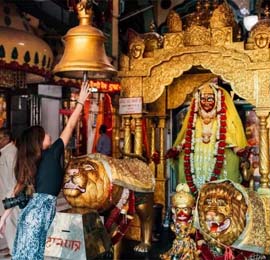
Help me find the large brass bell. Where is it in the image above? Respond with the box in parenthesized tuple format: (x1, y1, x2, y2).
(53, 1, 116, 79)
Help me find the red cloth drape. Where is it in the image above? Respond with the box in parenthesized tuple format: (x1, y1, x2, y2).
(103, 94, 113, 140)
(92, 96, 104, 153)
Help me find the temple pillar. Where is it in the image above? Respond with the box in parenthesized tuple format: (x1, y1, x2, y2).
(149, 117, 157, 173)
(111, 94, 120, 158)
(157, 117, 166, 179)
(155, 116, 167, 207)
(148, 116, 167, 207)
(134, 114, 143, 156)
(150, 123, 156, 156)
(123, 115, 132, 155)
(256, 108, 270, 194)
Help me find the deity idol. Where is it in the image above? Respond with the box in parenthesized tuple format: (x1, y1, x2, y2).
(160, 183, 200, 260)
(168, 80, 247, 195)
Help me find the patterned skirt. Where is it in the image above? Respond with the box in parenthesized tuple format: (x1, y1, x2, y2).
(12, 193, 57, 260)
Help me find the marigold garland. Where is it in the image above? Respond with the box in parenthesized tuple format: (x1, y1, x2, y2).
(184, 87, 227, 195)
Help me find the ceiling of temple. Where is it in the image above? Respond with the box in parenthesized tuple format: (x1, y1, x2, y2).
(4, 1, 255, 34)
(1, 0, 262, 57)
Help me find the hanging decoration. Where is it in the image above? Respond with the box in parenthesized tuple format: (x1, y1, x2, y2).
(104, 189, 135, 245)
(0, 1, 53, 87)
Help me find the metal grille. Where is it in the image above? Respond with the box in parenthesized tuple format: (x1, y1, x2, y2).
(30, 95, 40, 126)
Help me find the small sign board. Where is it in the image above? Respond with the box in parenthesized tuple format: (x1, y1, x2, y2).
(119, 97, 143, 115)
(44, 210, 110, 260)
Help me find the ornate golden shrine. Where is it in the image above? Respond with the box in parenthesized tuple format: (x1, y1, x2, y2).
(118, 0, 270, 213)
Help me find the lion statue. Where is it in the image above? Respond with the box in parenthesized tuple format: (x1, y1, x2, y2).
(195, 180, 270, 257)
(62, 153, 155, 254)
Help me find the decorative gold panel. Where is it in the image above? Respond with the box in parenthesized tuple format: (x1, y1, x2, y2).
(184, 25, 211, 46)
(167, 73, 214, 109)
(142, 55, 192, 103)
(211, 27, 233, 46)
(148, 91, 166, 116)
(167, 10, 182, 33)
(121, 77, 142, 98)
(154, 178, 167, 207)
(248, 19, 270, 50)
(136, 48, 258, 105)
(224, 70, 255, 105)
(210, 2, 235, 29)
(256, 71, 270, 107)
(164, 33, 184, 49)
(260, 195, 270, 254)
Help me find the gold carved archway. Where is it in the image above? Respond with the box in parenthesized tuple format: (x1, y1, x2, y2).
(120, 46, 270, 108)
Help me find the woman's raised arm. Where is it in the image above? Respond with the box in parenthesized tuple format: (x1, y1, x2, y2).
(60, 81, 90, 147)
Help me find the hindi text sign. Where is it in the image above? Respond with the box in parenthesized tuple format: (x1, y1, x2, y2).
(119, 97, 142, 115)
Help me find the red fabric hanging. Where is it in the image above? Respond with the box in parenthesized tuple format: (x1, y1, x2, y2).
(103, 94, 113, 140)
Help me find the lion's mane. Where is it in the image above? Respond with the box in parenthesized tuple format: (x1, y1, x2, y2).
(197, 180, 248, 246)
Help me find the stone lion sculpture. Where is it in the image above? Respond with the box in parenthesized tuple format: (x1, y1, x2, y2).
(195, 180, 270, 257)
(63, 153, 155, 253)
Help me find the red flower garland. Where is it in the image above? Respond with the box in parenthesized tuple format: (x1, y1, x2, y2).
(184, 88, 227, 195)
(104, 191, 135, 245)
(111, 191, 135, 245)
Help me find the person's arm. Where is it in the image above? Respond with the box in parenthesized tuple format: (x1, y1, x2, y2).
(60, 81, 89, 147)
(0, 208, 13, 238)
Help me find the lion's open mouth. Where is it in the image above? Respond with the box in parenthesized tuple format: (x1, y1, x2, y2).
(207, 218, 231, 233)
(63, 180, 86, 193)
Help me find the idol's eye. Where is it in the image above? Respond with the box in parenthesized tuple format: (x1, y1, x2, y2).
(200, 96, 207, 102)
(217, 199, 226, 206)
(200, 93, 215, 101)
(205, 198, 212, 205)
(84, 164, 95, 171)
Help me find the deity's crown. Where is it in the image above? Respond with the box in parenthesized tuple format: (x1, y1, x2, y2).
(172, 183, 195, 208)
(199, 82, 215, 95)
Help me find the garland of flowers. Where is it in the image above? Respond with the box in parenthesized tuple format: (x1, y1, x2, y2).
(111, 191, 135, 245)
(104, 188, 135, 245)
(184, 87, 227, 196)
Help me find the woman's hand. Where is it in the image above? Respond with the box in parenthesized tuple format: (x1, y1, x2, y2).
(60, 80, 90, 147)
(77, 81, 90, 105)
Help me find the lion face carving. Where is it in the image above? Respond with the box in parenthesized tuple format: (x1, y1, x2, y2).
(63, 154, 156, 253)
(63, 157, 123, 211)
(197, 181, 248, 246)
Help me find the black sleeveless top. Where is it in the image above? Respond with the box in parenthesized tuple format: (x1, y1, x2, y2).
(36, 138, 64, 196)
